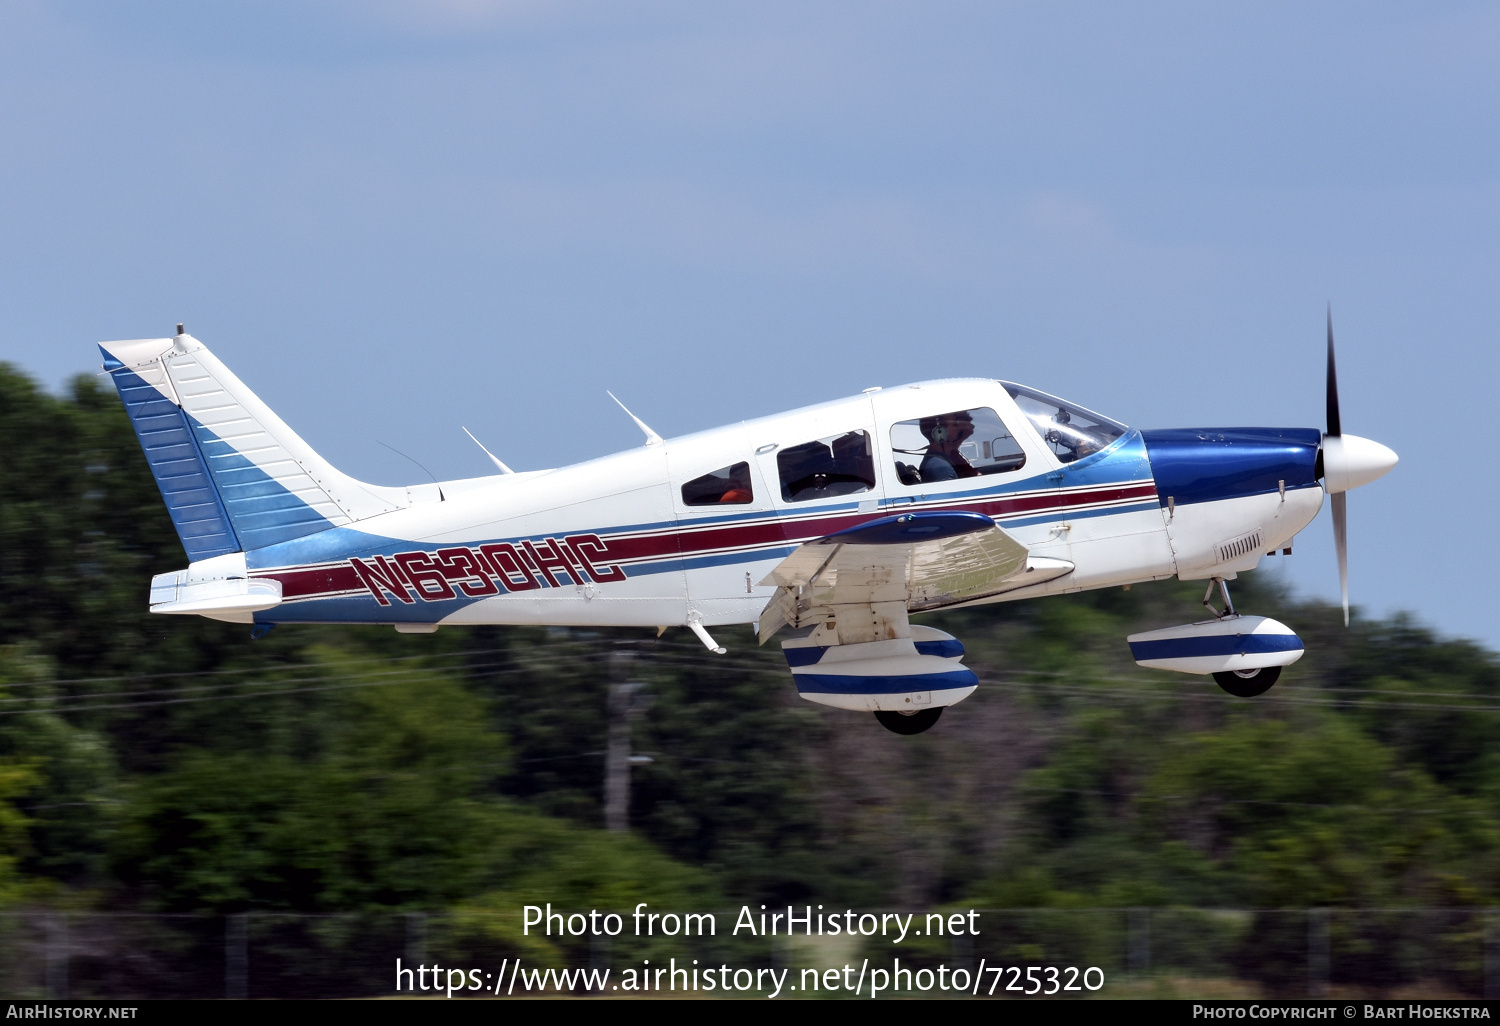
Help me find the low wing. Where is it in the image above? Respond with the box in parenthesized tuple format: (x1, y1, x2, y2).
(756, 511, 1071, 644)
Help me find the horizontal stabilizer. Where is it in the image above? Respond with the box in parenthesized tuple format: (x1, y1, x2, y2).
(150, 574, 283, 616)
(150, 552, 283, 618)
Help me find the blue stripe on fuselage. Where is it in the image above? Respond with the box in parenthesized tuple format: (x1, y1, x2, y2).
(246, 428, 1164, 621)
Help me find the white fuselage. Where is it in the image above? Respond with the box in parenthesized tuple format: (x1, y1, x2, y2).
(233, 378, 1323, 631)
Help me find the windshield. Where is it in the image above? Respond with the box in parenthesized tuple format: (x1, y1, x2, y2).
(1001, 382, 1127, 464)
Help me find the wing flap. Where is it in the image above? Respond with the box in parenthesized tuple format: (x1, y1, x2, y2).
(757, 512, 1053, 644)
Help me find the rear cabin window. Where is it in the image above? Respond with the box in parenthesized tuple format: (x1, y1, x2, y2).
(776, 430, 876, 503)
(889, 407, 1026, 486)
(681, 462, 754, 506)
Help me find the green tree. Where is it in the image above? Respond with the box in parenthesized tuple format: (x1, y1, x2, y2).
(0, 756, 39, 906)
(112, 648, 509, 911)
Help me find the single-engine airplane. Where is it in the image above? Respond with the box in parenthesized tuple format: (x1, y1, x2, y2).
(100, 317, 1396, 734)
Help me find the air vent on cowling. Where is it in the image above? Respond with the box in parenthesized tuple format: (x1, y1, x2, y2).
(1217, 530, 1263, 564)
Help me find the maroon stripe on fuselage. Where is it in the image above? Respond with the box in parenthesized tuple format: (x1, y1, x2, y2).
(251, 480, 1157, 602)
(658, 481, 1159, 558)
(270, 564, 364, 599)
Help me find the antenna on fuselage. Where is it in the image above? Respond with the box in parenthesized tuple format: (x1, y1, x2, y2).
(378, 441, 445, 501)
(606, 391, 663, 447)
(461, 427, 514, 474)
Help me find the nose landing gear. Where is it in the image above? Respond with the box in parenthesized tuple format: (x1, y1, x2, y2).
(1202, 576, 1237, 619)
(1202, 578, 1283, 697)
(874, 708, 943, 735)
(1202, 577, 1285, 697)
(1212, 664, 1282, 697)
(1127, 576, 1304, 695)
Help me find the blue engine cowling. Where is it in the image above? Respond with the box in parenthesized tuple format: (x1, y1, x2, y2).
(1139, 428, 1322, 508)
(782, 625, 978, 712)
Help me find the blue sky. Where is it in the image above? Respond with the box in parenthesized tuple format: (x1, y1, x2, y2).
(2, 2, 1495, 646)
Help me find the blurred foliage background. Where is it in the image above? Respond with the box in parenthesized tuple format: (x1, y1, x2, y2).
(2, 364, 1498, 996)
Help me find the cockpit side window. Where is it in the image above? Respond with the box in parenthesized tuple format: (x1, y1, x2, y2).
(777, 430, 876, 502)
(681, 462, 754, 506)
(889, 407, 1026, 485)
(1002, 383, 1127, 464)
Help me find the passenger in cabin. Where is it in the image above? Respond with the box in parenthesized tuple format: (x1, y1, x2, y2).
(919, 411, 979, 482)
(681, 462, 754, 506)
(711, 462, 754, 503)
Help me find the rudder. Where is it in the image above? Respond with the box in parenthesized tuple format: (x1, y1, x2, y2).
(100, 330, 400, 561)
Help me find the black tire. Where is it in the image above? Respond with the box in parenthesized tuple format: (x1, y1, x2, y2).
(1212, 665, 1281, 698)
(874, 707, 943, 735)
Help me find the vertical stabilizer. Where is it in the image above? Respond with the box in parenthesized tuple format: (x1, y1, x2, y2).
(100, 332, 400, 560)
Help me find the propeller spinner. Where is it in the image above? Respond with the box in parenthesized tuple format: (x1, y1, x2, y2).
(1319, 308, 1399, 626)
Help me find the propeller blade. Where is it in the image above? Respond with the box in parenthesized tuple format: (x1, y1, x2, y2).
(1326, 305, 1342, 438)
(1331, 490, 1348, 627)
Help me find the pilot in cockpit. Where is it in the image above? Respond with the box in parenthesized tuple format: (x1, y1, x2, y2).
(919, 411, 980, 482)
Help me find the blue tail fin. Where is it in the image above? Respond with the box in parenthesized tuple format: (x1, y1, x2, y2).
(100, 332, 401, 561)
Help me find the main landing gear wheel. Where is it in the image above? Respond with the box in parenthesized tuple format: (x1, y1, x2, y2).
(1212, 665, 1281, 698)
(874, 708, 943, 735)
